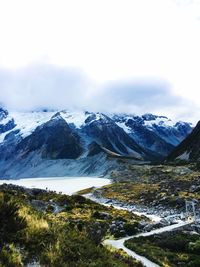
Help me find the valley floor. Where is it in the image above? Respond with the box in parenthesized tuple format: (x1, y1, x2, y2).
(93, 163, 200, 213)
(82, 163, 200, 267)
(1, 163, 200, 267)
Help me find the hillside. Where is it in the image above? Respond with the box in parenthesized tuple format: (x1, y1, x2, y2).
(168, 121, 200, 162)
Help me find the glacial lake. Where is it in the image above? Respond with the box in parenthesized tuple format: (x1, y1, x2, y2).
(0, 177, 111, 195)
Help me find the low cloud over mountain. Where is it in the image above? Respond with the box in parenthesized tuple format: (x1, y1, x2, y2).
(0, 64, 197, 123)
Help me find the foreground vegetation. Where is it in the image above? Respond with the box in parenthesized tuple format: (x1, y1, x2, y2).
(125, 231, 200, 267)
(0, 184, 144, 267)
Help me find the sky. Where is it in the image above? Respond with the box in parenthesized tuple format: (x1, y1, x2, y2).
(0, 0, 200, 123)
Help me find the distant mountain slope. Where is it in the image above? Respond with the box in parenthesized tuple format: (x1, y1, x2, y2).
(112, 114, 192, 157)
(168, 121, 200, 161)
(0, 107, 193, 178)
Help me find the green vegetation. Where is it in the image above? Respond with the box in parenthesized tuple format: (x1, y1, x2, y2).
(96, 182, 160, 204)
(125, 231, 200, 267)
(95, 164, 200, 208)
(0, 184, 143, 267)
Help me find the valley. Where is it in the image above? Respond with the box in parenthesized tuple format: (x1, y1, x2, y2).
(0, 1, 199, 266)
(1, 161, 200, 267)
(0, 107, 200, 266)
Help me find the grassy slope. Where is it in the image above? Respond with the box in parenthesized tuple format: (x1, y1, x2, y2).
(0, 184, 143, 267)
(125, 232, 200, 267)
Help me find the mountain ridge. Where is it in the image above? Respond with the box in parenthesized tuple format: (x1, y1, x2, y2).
(0, 107, 193, 178)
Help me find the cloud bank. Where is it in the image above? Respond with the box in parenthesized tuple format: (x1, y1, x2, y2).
(0, 64, 198, 123)
(0, 64, 91, 111)
(0, 1, 200, 123)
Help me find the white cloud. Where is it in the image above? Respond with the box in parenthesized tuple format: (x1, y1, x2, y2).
(0, 64, 91, 111)
(0, 0, 199, 123)
(0, 63, 199, 124)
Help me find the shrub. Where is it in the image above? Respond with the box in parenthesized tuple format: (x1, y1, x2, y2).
(0, 244, 23, 267)
(0, 196, 26, 246)
(124, 223, 138, 236)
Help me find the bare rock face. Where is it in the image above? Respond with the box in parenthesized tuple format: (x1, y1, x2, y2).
(0, 108, 15, 134)
(82, 113, 146, 159)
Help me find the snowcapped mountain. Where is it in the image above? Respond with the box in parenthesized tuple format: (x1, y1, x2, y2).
(0, 107, 193, 178)
(112, 113, 192, 157)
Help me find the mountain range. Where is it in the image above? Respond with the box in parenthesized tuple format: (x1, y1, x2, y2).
(0, 107, 193, 178)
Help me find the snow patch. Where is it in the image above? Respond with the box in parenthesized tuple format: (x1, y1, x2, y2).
(144, 116, 175, 128)
(10, 111, 55, 138)
(87, 113, 111, 124)
(0, 130, 13, 143)
(0, 116, 12, 125)
(60, 110, 87, 128)
(176, 151, 190, 160)
(115, 121, 132, 133)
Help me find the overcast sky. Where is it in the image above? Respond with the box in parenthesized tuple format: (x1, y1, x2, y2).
(0, 0, 200, 123)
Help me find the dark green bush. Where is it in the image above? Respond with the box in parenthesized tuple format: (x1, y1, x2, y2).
(0, 196, 26, 246)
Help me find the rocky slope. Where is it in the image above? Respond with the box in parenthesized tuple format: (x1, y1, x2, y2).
(168, 121, 200, 161)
